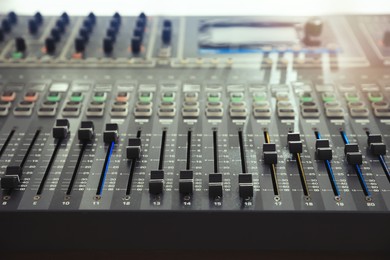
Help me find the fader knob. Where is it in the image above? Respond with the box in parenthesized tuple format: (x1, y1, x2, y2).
(113, 12, 121, 22)
(133, 27, 143, 41)
(1, 165, 22, 189)
(110, 18, 120, 33)
(8, 12, 18, 25)
(103, 37, 114, 53)
(34, 12, 43, 25)
(103, 123, 119, 144)
(53, 119, 70, 139)
(305, 17, 323, 37)
(15, 37, 26, 52)
(78, 121, 95, 142)
(75, 37, 86, 52)
(28, 19, 38, 34)
(131, 36, 141, 54)
(45, 37, 56, 53)
(383, 31, 390, 47)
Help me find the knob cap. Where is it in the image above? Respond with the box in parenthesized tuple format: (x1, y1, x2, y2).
(75, 37, 85, 52)
(28, 19, 38, 34)
(34, 12, 43, 25)
(51, 28, 61, 42)
(15, 37, 26, 52)
(133, 27, 143, 41)
(2, 19, 11, 33)
(136, 18, 145, 29)
(163, 19, 172, 28)
(106, 28, 116, 42)
(45, 37, 56, 53)
(8, 12, 17, 25)
(56, 19, 65, 33)
(61, 12, 70, 25)
(131, 36, 141, 54)
(110, 18, 120, 33)
(113, 12, 121, 22)
(162, 27, 171, 45)
(83, 19, 93, 33)
(383, 31, 390, 47)
(103, 37, 114, 53)
(88, 12, 96, 25)
(79, 27, 89, 42)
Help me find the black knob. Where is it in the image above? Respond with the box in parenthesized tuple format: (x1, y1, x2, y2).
(139, 12, 147, 23)
(75, 37, 85, 52)
(305, 17, 323, 37)
(131, 36, 141, 54)
(133, 27, 143, 41)
(61, 12, 70, 25)
(110, 18, 120, 33)
(88, 12, 96, 25)
(34, 12, 43, 25)
(15, 37, 26, 52)
(113, 12, 121, 23)
(45, 37, 56, 53)
(8, 12, 17, 25)
(162, 27, 171, 45)
(51, 28, 61, 42)
(83, 19, 93, 33)
(0, 29, 4, 42)
(136, 18, 145, 29)
(56, 19, 65, 33)
(29, 19, 38, 34)
(106, 28, 116, 42)
(2, 19, 11, 33)
(383, 31, 390, 47)
(79, 27, 89, 42)
(103, 37, 114, 53)
(163, 20, 172, 28)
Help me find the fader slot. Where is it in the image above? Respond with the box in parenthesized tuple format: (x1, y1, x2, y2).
(213, 130, 219, 173)
(238, 131, 247, 174)
(340, 131, 371, 198)
(263, 131, 279, 196)
(209, 130, 223, 199)
(149, 130, 167, 195)
(126, 130, 142, 195)
(66, 143, 87, 195)
(186, 130, 192, 170)
(179, 130, 194, 195)
(0, 129, 16, 159)
(366, 131, 390, 183)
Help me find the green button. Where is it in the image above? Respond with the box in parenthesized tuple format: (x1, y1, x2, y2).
(93, 92, 107, 102)
(253, 92, 267, 102)
(345, 92, 359, 102)
(162, 92, 175, 102)
(70, 92, 83, 102)
(322, 92, 336, 102)
(139, 92, 152, 102)
(230, 93, 244, 103)
(12, 52, 23, 59)
(47, 92, 61, 102)
(368, 92, 383, 102)
(300, 92, 313, 102)
(208, 93, 221, 102)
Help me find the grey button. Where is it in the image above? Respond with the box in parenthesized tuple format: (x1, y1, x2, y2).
(62, 106, 80, 117)
(230, 108, 247, 119)
(134, 107, 152, 117)
(66, 101, 81, 107)
(160, 101, 176, 109)
(182, 108, 200, 118)
(38, 107, 56, 117)
(110, 107, 128, 117)
(41, 101, 58, 108)
(350, 108, 369, 118)
(301, 101, 317, 108)
(184, 92, 198, 102)
(278, 108, 295, 119)
(89, 101, 105, 108)
(13, 106, 32, 116)
(253, 108, 271, 118)
(374, 108, 390, 118)
(371, 101, 389, 109)
(348, 101, 365, 108)
(206, 101, 223, 109)
(112, 101, 128, 109)
(135, 101, 153, 109)
(206, 108, 224, 118)
(86, 107, 104, 117)
(183, 101, 199, 109)
(301, 108, 320, 118)
(252, 101, 270, 109)
(0, 107, 9, 116)
(158, 108, 176, 118)
(0, 101, 11, 108)
(325, 108, 344, 118)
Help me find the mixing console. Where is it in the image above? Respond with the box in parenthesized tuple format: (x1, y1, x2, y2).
(0, 11, 389, 251)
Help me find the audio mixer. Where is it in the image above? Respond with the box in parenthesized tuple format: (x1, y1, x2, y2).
(0, 11, 390, 251)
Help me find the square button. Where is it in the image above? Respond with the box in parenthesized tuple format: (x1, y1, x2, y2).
(1, 91, 16, 102)
(116, 92, 130, 102)
(139, 92, 153, 102)
(47, 92, 61, 102)
(24, 92, 39, 102)
(93, 92, 107, 102)
(70, 92, 84, 102)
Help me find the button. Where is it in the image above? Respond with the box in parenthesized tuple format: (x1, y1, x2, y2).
(300, 92, 313, 102)
(322, 92, 336, 102)
(127, 138, 142, 159)
(179, 170, 194, 194)
(253, 101, 270, 109)
(229, 108, 247, 119)
(253, 91, 267, 102)
(206, 108, 224, 118)
(24, 92, 38, 102)
(65, 101, 81, 107)
(277, 101, 293, 108)
(207, 93, 221, 102)
(301, 108, 320, 118)
(345, 92, 360, 102)
(206, 101, 223, 109)
(53, 119, 70, 139)
(139, 92, 153, 102)
(347, 152, 362, 165)
(371, 101, 389, 109)
(374, 108, 390, 118)
(0, 101, 11, 108)
(182, 108, 200, 119)
(1, 91, 16, 102)
(276, 92, 289, 101)
(0, 107, 9, 116)
(47, 92, 61, 102)
(162, 92, 175, 102)
(112, 101, 128, 109)
(324, 101, 341, 108)
(110, 107, 128, 117)
(13, 107, 32, 116)
(277, 108, 295, 119)
(134, 107, 152, 118)
(368, 92, 383, 102)
(325, 108, 344, 118)
(89, 101, 105, 108)
(160, 101, 176, 109)
(158, 108, 176, 118)
(183, 101, 199, 109)
(348, 101, 365, 109)
(70, 92, 83, 102)
(86, 107, 104, 117)
(350, 108, 369, 118)
(230, 101, 247, 108)
(78, 121, 95, 142)
(41, 101, 58, 108)
(253, 108, 272, 118)
(116, 92, 129, 102)
(184, 92, 198, 102)
(136, 101, 152, 109)
(62, 106, 81, 117)
(37, 107, 56, 117)
(18, 101, 34, 108)
(230, 92, 244, 103)
(93, 92, 107, 102)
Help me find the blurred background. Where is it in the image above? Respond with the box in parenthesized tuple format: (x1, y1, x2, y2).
(0, 0, 390, 16)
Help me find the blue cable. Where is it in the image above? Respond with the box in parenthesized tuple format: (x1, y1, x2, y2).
(98, 141, 114, 195)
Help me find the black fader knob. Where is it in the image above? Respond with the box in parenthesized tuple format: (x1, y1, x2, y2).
(305, 17, 323, 37)
(0, 29, 4, 41)
(56, 19, 65, 33)
(61, 12, 70, 25)
(15, 37, 26, 52)
(78, 121, 95, 142)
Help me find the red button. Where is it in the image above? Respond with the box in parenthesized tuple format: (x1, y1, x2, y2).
(24, 92, 39, 102)
(1, 91, 16, 102)
(116, 92, 129, 102)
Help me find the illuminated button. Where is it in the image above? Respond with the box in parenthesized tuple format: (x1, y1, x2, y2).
(368, 92, 383, 102)
(139, 92, 153, 102)
(207, 92, 221, 102)
(136, 101, 153, 109)
(183, 101, 199, 109)
(300, 92, 313, 102)
(158, 108, 176, 118)
(18, 101, 34, 108)
(206, 108, 224, 118)
(38, 107, 56, 117)
(160, 101, 176, 109)
(1, 91, 16, 102)
(116, 92, 129, 102)
(277, 108, 295, 119)
(184, 92, 198, 102)
(24, 92, 39, 102)
(301, 108, 320, 118)
(41, 101, 58, 108)
(229, 108, 248, 119)
(62, 107, 81, 117)
(345, 92, 359, 102)
(253, 91, 267, 102)
(93, 92, 107, 102)
(13, 106, 32, 116)
(374, 108, 390, 118)
(371, 101, 389, 109)
(162, 92, 175, 102)
(322, 92, 336, 102)
(112, 101, 128, 109)
(134, 107, 152, 117)
(47, 92, 61, 102)
(230, 92, 244, 103)
(0, 107, 9, 116)
(182, 108, 200, 118)
(89, 101, 105, 108)
(66, 101, 81, 107)
(70, 92, 83, 102)
(0, 101, 11, 108)
(253, 108, 271, 118)
(86, 107, 104, 117)
(350, 108, 369, 118)
(206, 101, 223, 109)
(325, 108, 344, 118)
(348, 101, 365, 109)
(12, 52, 23, 59)
(110, 107, 128, 117)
